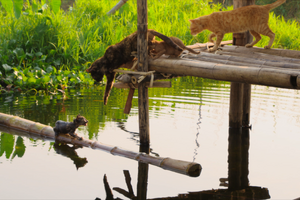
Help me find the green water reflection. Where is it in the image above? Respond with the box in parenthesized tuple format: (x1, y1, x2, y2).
(0, 133, 25, 159)
(0, 77, 229, 141)
(1, 76, 300, 199)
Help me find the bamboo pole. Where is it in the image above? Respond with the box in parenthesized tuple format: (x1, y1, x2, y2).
(107, 0, 128, 15)
(148, 58, 300, 89)
(187, 40, 233, 49)
(184, 52, 300, 69)
(213, 50, 300, 64)
(221, 45, 300, 59)
(113, 81, 171, 89)
(0, 112, 201, 177)
(137, 0, 150, 146)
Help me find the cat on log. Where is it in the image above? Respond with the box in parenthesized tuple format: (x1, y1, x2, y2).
(189, 0, 286, 52)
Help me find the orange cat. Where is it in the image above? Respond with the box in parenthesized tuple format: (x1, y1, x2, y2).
(189, 0, 286, 51)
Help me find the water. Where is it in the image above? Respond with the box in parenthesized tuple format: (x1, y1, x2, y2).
(0, 77, 300, 200)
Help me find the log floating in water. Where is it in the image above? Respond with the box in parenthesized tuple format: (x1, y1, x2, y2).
(0, 112, 201, 177)
(148, 58, 300, 89)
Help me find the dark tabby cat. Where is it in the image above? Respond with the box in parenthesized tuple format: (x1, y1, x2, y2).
(86, 29, 183, 105)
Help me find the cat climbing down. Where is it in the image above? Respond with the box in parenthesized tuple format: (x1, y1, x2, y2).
(86, 30, 182, 105)
(189, 0, 286, 52)
(149, 36, 200, 59)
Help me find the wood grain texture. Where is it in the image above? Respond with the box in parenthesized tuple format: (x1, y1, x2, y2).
(137, 0, 150, 145)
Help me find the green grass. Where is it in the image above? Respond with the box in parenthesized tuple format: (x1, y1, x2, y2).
(0, 0, 300, 93)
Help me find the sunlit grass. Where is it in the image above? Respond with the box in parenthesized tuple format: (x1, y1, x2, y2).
(0, 0, 300, 93)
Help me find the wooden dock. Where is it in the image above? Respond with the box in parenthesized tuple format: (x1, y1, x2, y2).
(148, 44, 300, 90)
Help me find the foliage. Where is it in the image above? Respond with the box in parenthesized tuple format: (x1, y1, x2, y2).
(256, 0, 300, 20)
(0, 0, 300, 94)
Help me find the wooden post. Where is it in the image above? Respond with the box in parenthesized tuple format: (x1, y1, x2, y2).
(229, 83, 244, 128)
(124, 88, 135, 114)
(230, 0, 254, 128)
(137, 0, 150, 145)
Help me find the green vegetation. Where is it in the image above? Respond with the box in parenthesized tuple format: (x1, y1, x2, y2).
(0, 0, 299, 94)
(256, 0, 300, 20)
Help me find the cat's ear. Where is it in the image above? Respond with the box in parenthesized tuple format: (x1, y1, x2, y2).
(189, 19, 196, 24)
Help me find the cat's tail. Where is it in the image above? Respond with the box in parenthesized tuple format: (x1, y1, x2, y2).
(184, 47, 201, 54)
(149, 30, 183, 52)
(265, 0, 286, 10)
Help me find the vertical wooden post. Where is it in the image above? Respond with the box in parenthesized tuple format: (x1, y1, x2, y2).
(137, 146, 149, 200)
(230, 0, 254, 128)
(137, 0, 150, 145)
(229, 83, 244, 128)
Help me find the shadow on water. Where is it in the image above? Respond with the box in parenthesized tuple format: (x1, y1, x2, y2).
(96, 128, 270, 200)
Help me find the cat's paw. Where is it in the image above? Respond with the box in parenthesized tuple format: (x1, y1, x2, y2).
(245, 44, 253, 48)
(208, 48, 217, 52)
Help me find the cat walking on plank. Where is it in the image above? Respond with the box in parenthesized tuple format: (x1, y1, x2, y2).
(189, 0, 286, 52)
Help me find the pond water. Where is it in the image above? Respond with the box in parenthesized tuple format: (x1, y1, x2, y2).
(0, 77, 300, 200)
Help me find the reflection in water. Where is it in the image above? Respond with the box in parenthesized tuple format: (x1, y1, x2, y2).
(116, 121, 139, 144)
(0, 125, 88, 170)
(53, 142, 88, 170)
(0, 132, 26, 160)
(193, 97, 202, 162)
(100, 128, 270, 200)
(116, 121, 160, 157)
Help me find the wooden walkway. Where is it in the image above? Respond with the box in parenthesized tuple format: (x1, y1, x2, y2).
(148, 42, 300, 90)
